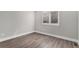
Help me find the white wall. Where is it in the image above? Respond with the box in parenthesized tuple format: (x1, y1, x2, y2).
(35, 11, 78, 40)
(0, 11, 78, 42)
(78, 11, 79, 40)
(0, 11, 35, 39)
(14, 11, 35, 35)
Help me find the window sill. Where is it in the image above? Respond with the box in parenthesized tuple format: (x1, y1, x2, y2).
(42, 23, 60, 26)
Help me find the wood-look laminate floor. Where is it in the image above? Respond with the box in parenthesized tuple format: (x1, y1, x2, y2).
(0, 32, 78, 48)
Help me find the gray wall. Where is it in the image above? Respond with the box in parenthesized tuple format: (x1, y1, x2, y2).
(35, 11, 78, 40)
(0, 11, 34, 38)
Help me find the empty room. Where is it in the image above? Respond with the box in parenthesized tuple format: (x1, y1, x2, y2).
(0, 11, 78, 48)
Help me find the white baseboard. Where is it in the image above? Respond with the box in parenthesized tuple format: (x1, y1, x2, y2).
(0, 31, 78, 44)
(35, 31, 78, 43)
(77, 42, 79, 45)
(0, 31, 34, 42)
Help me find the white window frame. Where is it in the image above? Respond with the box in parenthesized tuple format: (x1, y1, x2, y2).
(42, 11, 59, 26)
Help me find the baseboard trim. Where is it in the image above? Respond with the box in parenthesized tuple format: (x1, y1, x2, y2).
(77, 42, 79, 45)
(35, 31, 78, 43)
(0, 31, 34, 42)
(0, 31, 78, 44)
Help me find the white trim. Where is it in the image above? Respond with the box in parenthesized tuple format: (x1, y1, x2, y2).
(35, 31, 78, 43)
(0, 31, 34, 42)
(78, 12, 79, 45)
(0, 31, 78, 44)
(78, 42, 79, 45)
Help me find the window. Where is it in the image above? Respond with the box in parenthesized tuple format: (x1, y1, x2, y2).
(42, 11, 59, 25)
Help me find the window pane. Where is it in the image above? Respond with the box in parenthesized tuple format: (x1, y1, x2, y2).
(51, 11, 58, 23)
(43, 16, 49, 23)
(42, 11, 49, 23)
